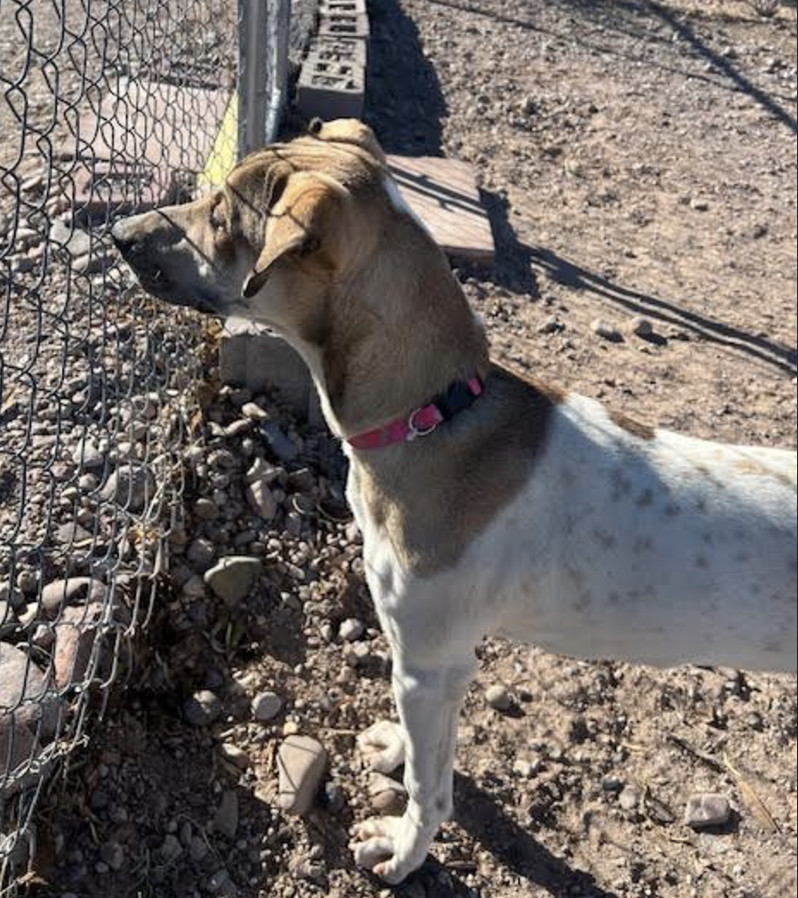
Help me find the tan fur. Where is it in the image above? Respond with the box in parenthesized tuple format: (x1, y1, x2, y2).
(608, 409, 656, 441)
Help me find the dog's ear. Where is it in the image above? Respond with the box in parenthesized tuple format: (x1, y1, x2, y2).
(242, 176, 341, 299)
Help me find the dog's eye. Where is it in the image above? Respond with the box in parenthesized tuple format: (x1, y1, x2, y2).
(210, 197, 228, 233)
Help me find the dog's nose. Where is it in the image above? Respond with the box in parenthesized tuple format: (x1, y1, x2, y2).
(110, 221, 137, 257)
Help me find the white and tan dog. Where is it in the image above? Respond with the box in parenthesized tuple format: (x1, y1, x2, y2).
(113, 119, 798, 885)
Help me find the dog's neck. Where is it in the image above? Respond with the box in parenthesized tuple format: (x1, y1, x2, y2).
(289, 218, 490, 442)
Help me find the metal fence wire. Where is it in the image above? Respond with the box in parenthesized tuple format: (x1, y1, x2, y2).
(0, 0, 296, 890)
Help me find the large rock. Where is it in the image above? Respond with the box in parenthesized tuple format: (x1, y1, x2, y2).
(40, 577, 105, 617)
(0, 645, 59, 792)
(277, 735, 328, 817)
(204, 557, 261, 607)
(52, 603, 103, 689)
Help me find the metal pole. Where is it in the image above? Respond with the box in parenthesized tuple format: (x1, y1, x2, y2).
(265, 0, 291, 145)
(238, 0, 270, 159)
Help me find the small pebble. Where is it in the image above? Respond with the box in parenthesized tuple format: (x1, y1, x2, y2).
(592, 319, 624, 343)
(618, 785, 641, 811)
(339, 618, 365, 642)
(253, 690, 283, 722)
(184, 690, 222, 727)
(684, 793, 731, 829)
(629, 316, 654, 338)
(485, 684, 512, 712)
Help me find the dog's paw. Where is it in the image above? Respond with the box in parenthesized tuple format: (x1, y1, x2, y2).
(357, 720, 405, 773)
(350, 816, 422, 885)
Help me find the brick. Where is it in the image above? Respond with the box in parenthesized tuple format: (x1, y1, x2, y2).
(55, 79, 229, 214)
(317, 12, 370, 40)
(319, 0, 367, 15)
(297, 57, 365, 121)
(387, 155, 496, 266)
(307, 35, 368, 68)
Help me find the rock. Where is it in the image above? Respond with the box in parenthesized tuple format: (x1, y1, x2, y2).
(100, 464, 155, 512)
(0, 583, 24, 611)
(220, 743, 251, 770)
(213, 790, 239, 839)
(193, 498, 218, 520)
(241, 401, 269, 421)
(189, 835, 209, 862)
(99, 841, 125, 871)
(618, 785, 641, 812)
(40, 578, 105, 617)
(184, 690, 222, 727)
(486, 684, 512, 712)
(591, 319, 624, 343)
(245, 478, 277, 521)
(160, 833, 183, 863)
(187, 537, 216, 572)
(53, 603, 103, 689)
(601, 775, 624, 793)
(259, 421, 299, 463)
(537, 315, 564, 334)
(245, 458, 280, 485)
(253, 691, 283, 722)
(72, 441, 105, 470)
(689, 196, 709, 211)
(182, 575, 206, 599)
(628, 316, 654, 337)
(339, 619, 365, 643)
(369, 772, 407, 815)
(0, 645, 59, 787)
(277, 735, 328, 816)
(54, 521, 93, 546)
(684, 793, 731, 829)
(204, 557, 261, 607)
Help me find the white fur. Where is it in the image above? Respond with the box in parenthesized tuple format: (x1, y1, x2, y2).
(348, 393, 797, 884)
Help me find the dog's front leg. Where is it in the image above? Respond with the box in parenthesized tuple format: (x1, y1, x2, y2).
(351, 658, 474, 884)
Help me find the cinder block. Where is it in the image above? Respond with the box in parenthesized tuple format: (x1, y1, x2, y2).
(219, 318, 313, 418)
(319, 0, 367, 15)
(317, 12, 370, 41)
(297, 57, 365, 121)
(308, 35, 368, 68)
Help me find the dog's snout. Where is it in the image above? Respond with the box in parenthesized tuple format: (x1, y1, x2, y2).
(110, 220, 140, 257)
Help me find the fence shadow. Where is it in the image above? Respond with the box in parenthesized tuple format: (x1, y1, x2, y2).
(424, 0, 797, 134)
(479, 190, 797, 377)
(451, 772, 620, 897)
(363, 0, 447, 154)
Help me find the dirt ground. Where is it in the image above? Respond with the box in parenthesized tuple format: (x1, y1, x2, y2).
(21, 0, 798, 897)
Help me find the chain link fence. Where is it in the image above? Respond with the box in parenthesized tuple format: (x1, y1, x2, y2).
(1, 0, 292, 890)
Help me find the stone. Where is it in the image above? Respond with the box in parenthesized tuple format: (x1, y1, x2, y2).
(0, 645, 59, 788)
(277, 735, 328, 816)
(213, 790, 239, 840)
(618, 785, 641, 812)
(245, 478, 278, 521)
(339, 618, 364, 642)
(369, 772, 407, 815)
(253, 691, 283, 722)
(184, 690, 222, 727)
(629, 316, 654, 337)
(40, 578, 105, 617)
(684, 793, 731, 829)
(204, 557, 261, 607)
(193, 498, 218, 520)
(259, 421, 299, 463)
(53, 603, 103, 689)
(537, 315, 564, 334)
(187, 538, 216, 572)
(100, 464, 155, 513)
(220, 743, 251, 770)
(485, 684, 512, 712)
(591, 319, 624, 343)
(160, 833, 183, 863)
(99, 841, 125, 871)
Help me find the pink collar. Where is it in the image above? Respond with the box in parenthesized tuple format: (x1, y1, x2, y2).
(347, 377, 485, 451)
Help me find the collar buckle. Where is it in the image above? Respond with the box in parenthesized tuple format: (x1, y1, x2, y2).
(406, 408, 439, 441)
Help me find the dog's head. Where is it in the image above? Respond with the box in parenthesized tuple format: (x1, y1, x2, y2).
(111, 119, 390, 332)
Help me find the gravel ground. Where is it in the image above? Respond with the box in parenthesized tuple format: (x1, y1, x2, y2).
(4, 1, 797, 897)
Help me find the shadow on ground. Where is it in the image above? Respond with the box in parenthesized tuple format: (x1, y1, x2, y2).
(364, 0, 447, 154)
(479, 189, 798, 377)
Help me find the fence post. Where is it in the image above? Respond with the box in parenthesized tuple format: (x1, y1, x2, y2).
(238, 0, 291, 160)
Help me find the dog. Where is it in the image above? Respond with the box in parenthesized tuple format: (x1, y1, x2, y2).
(112, 118, 798, 885)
